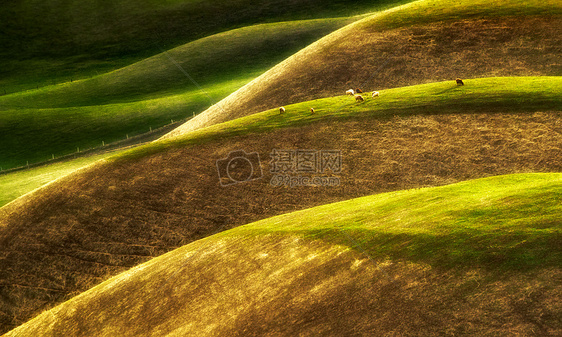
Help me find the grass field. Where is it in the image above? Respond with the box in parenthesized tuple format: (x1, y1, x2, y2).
(0, 18, 355, 109)
(0, 153, 118, 208)
(0, 18, 356, 170)
(0, 76, 253, 170)
(6, 173, 561, 336)
(1, 75, 559, 209)
(1, 76, 560, 333)
(143, 76, 562, 156)
(0, 0, 409, 93)
(170, 0, 561, 135)
(1, 0, 560, 334)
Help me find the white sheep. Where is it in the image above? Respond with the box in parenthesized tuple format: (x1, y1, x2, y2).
(279, 107, 286, 114)
(310, 108, 315, 114)
(372, 91, 379, 98)
(346, 89, 355, 96)
(355, 95, 364, 102)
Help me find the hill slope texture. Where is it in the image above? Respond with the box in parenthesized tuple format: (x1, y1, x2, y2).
(0, 77, 561, 333)
(5, 173, 562, 336)
(165, 0, 562, 137)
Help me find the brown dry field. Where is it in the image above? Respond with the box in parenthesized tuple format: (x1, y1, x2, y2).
(7, 236, 562, 336)
(1, 111, 562, 333)
(167, 15, 562, 136)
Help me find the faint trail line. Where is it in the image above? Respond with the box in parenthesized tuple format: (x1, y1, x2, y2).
(155, 43, 228, 116)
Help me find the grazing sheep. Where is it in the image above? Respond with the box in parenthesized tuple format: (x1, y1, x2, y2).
(310, 108, 315, 114)
(346, 89, 355, 96)
(279, 106, 286, 114)
(355, 88, 363, 93)
(372, 91, 379, 98)
(456, 78, 464, 86)
(355, 95, 364, 102)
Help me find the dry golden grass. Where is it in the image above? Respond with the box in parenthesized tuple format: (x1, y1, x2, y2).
(165, 13, 562, 137)
(5, 232, 561, 336)
(1, 111, 561, 333)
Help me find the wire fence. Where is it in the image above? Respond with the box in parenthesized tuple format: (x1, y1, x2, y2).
(0, 115, 195, 176)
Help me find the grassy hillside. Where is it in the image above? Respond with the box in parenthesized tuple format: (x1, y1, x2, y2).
(0, 0, 407, 94)
(0, 19, 354, 109)
(6, 173, 561, 336)
(159, 75, 562, 150)
(0, 78, 248, 170)
(1, 77, 560, 333)
(0, 18, 357, 170)
(0, 152, 122, 208)
(166, 0, 562, 136)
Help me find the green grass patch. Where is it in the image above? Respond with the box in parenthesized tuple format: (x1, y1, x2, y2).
(0, 152, 116, 208)
(113, 76, 562, 161)
(0, 18, 354, 108)
(0, 76, 253, 169)
(0, 0, 409, 93)
(226, 173, 562, 271)
(0, 17, 361, 170)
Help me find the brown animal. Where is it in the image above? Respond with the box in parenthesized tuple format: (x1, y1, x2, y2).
(279, 106, 286, 114)
(355, 95, 364, 102)
(456, 78, 464, 86)
(355, 88, 363, 93)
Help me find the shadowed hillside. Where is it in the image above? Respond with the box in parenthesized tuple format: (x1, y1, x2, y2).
(165, 0, 562, 137)
(0, 0, 407, 93)
(0, 18, 357, 170)
(1, 77, 561, 333)
(5, 173, 561, 336)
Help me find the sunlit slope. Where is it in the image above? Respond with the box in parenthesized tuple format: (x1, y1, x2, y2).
(0, 0, 408, 93)
(0, 19, 355, 170)
(0, 151, 129, 208)
(7, 173, 562, 336)
(0, 19, 353, 109)
(0, 78, 249, 170)
(1, 77, 561, 333)
(165, 0, 562, 137)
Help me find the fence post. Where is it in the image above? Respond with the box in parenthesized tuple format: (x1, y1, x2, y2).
(102, 141, 105, 146)
(126, 134, 129, 139)
(52, 154, 55, 160)
(77, 147, 80, 153)
(150, 126, 152, 132)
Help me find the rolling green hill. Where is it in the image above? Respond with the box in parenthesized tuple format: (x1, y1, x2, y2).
(0, 0, 408, 93)
(1, 0, 560, 334)
(0, 152, 123, 208)
(166, 0, 562, 136)
(1, 77, 560, 333)
(0, 18, 355, 170)
(6, 173, 561, 336)
(0, 19, 355, 109)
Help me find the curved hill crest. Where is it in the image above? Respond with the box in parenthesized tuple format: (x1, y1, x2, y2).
(164, 0, 562, 137)
(5, 173, 562, 336)
(1, 76, 561, 333)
